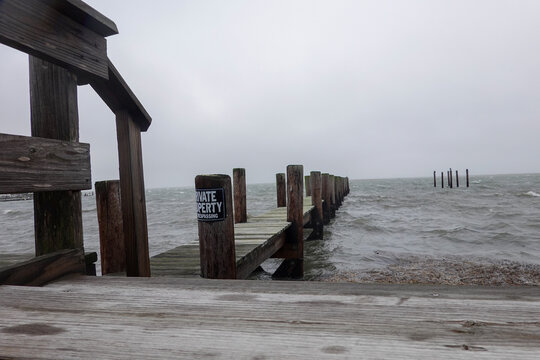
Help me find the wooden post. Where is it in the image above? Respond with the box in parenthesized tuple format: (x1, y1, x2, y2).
(329, 175, 336, 217)
(233, 168, 247, 223)
(273, 165, 303, 279)
(441, 172, 444, 188)
(276, 173, 286, 208)
(195, 174, 236, 279)
(466, 169, 470, 187)
(305, 175, 311, 197)
(29, 56, 83, 256)
(309, 171, 323, 240)
(116, 110, 150, 277)
(95, 180, 125, 275)
(448, 170, 452, 189)
(433, 171, 436, 187)
(456, 170, 459, 188)
(321, 173, 330, 224)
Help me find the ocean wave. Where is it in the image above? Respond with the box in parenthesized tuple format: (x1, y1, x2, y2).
(2, 209, 24, 216)
(521, 191, 540, 197)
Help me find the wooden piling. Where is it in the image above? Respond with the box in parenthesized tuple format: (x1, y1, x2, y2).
(29, 56, 83, 256)
(433, 171, 436, 187)
(195, 174, 236, 279)
(233, 168, 247, 224)
(456, 170, 459, 188)
(466, 169, 470, 187)
(276, 173, 286, 208)
(309, 171, 323, 240)
(441, 172, 444, 188)
(321, 173, 330, 224)
(305, 175, 311, 197)
(273, 165, 303, 279)
(329, 175, 336, 217)
(95, 180, 125, 275)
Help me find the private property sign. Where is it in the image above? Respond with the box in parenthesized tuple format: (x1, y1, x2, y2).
(196, 188, 226, 221)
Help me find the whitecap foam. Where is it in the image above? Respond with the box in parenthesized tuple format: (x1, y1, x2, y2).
(524, 191, 540, 197)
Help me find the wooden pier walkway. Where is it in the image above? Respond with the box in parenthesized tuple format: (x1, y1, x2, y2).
(150, 198, 316, 278)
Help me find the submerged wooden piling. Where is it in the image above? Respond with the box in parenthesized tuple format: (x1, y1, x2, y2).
(276, 173, 286, 208)
(456, 170, 459, 188)
(95, 180, 125, 275)
(433, 171, 436, 187)
(441, 172, 444, 188)
(309, 171, 323, 240)
(195, 175, 236, 279)
(233, 168, 247, 224)
(466, 169, 470, 187)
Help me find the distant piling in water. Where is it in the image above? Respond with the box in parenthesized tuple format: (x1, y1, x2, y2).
(434, 169, 469, 189)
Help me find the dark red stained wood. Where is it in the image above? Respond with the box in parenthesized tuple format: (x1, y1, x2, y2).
(95, 180, 125, 275)
(0, 0, 109, 79)
(195, 174, 236, 279)
(309, 171, 323, 240)
(116, 111, 150, 277)
(0, 133, 91, 194)
(0, 248, 85, 286)
(276, 173, 286, 208)
(233, 168, 247, 224)
(29, 56, 83, 257)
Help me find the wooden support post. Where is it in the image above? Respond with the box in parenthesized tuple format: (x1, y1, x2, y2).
(456, 170, 459, 188)
(466, 169, 470, 187)
(321, 173, 330, 224)
(276, 173, 286, 208)
(305, 175, 311, 197)
(441, 172, 444, 188)
(433, 171, 436, 187)
(309, 171, 323, 240)
(116, 110, 150, 277)
(195, 174, 236, 279)
(233, 168, 247, 224)
(329, 175, 336, 218)
(95, 180, 125, 275)
(273, 165, 304, 279)
(29, 56, 83, 256)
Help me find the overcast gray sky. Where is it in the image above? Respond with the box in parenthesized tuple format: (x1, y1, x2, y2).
(2, 0, 540, 188)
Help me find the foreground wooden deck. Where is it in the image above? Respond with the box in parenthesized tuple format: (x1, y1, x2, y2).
(150, 199, 315, 278)
(1, 275, 539, 359)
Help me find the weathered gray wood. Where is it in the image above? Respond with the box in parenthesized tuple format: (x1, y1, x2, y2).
(233, 168, 247, 224)
(116, 110, 150, 277)
(0, 133, 91, 194)
(195, 174, 236, 279)
(321, 173, 330, 224)
(95, 180, 125, 275)
(90, 60, 152, 131)
(276, 172, 286, 207)
(0, 254, 34, 269)
(2, 276, 540, 359)
(309, 171, 323, 240)
(29, 56, 83, 256)
(0, 249, 84, 285)
(329, 175, 336, 217)
(0, 0, 110, 79)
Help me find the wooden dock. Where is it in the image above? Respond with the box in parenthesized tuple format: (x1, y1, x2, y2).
(1, 275, 540, 359)
(150, 199, 316, 278)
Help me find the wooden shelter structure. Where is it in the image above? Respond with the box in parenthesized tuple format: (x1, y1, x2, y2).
(0, 0, 152, 284)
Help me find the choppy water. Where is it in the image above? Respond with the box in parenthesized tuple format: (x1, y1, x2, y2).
(2, 174, 540, 284)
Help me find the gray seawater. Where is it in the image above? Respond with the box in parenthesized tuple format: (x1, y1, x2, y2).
(1, 174, 540, 282)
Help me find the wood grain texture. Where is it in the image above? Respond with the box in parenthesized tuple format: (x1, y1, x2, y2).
(0, 0, 109, 79)
(0, 133, 91, 194)
(276, 173, 286, 207)
(90, 60, 152, 131)
(321, 173, 330, 223)
(233, 168, 247, 223)
(2, 276, 540, 359)
(95, 180, 125, 275)
(0, 249, 84, 286)
(304, 175, 311, 196)
(116, 111, 150, 277)
(195, 174, 236, 279)
(309, 171, 323, 240)
(30, 57, 83, 256)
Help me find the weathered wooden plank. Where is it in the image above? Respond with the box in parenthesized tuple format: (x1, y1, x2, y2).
(0, 133, 91, 194)
(30, 56, 84, 256)
(0, 0, 109, 79)
(95, 180, 125, 275)
(0, 249, 84, 285)
(236, 230, 287, 279)
(116, 111, 150, 277)
(43, 0, 118, 37)
(90, 60, 152, 131)
(2, 276, 540, 358)
(0, 254, 33, 269)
